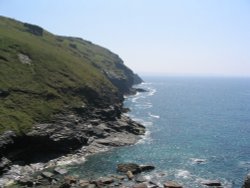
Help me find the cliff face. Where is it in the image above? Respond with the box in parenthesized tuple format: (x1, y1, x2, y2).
(0, 16, 144, 173)
(0, 16, 142, 134)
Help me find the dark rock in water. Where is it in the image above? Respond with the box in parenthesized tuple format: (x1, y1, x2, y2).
(139, 165, 155, 172)
(117, 163, 141, 173)
(133, 183, 148, 188)
(201, 180, 221, 186)
(243, 173, 250, 188)
(41, 171, 54, 179)
(164, 181, 183, 188)
(54, 167, 68, 175)
(135, 88, 148, 93)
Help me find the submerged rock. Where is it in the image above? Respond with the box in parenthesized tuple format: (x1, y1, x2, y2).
(164, 181, 183, 188)
(201, 180, 221, 186)
(135, 88, 148, 93)
(133, 183, 148, 188)
(117, 163, 155, 174)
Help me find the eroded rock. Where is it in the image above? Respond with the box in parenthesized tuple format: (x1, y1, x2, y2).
(126, 170, 134, 180)
(243, 173, 250, 188)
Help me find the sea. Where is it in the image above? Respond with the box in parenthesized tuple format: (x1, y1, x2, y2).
(68, 76, 250, 187)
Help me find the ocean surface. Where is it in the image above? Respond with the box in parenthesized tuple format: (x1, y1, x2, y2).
(68, 76, 250, 187)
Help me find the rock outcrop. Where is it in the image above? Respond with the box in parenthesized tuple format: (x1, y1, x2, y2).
(0, 16, 145, 179)
(243, 173, 250, 188)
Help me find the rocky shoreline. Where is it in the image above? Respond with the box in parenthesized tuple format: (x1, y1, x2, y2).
(0, 99, 146, 187)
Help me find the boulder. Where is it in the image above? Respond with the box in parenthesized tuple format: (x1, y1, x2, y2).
(133, 183, 148, 188)
(201, 180, 221, 186)
(79, 180, 92, 188)
(99, 177, 114, 184)
(41, 171, 54, 179)
(59, 182, 71, 188)
(111, 175, 126, 180)
(18, 177, 34, 187)
(117, 163, 141, 173)
(243, 173, 250, 188)
(85, 184, 96, 188)
(126, 170, 134, 180)
(64, 176, 77, 184)
(164, 181, 183, 188)
(54, 167, 68, 175)
(136, 176, 147, 183)
(79, 180, 90, 187)
(0, 157, 11, 174)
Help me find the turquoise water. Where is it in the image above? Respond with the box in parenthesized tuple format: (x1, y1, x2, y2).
(69, 76, 250, 187)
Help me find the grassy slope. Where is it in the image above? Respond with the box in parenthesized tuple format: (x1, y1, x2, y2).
(0, 16, 131, 134)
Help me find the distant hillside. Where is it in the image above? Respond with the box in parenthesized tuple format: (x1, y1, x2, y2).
(0, 16, 142, 134)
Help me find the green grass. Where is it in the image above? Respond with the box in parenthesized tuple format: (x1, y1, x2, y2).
(0, 16, 134, 134)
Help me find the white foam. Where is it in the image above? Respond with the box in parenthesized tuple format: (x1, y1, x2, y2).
(190, 158, 207, 165)
(136, 129, 152, 145)
(175, 169, 192, 179)
(148, 88, 156, 96)
(135, 103, 153, 109)
(143, 174, 152, 181)
(238, 161, 250, 168)
(148, 112, 160, 119)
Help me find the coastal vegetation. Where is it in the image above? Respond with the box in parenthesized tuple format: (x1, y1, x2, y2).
(0, 16, 140, 134)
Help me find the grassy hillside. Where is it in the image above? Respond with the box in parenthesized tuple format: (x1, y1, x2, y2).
(0, 16, 138, 134)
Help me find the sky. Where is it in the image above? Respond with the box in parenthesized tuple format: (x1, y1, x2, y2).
(1, 0, 250, 77)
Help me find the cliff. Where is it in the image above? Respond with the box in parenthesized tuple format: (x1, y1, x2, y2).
(0, 16, 144, 176)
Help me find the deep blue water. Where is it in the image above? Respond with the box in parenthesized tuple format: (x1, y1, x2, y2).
(69, 76, 250, 187)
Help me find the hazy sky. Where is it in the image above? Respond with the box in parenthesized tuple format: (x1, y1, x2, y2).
(1, 0, 250, 77)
